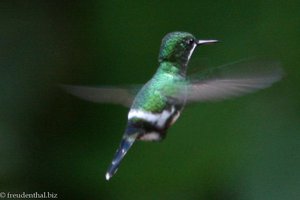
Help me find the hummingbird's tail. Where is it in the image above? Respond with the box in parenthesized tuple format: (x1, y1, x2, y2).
(105, 135, 136, 181)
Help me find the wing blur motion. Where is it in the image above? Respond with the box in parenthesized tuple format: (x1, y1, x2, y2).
(185, 59, 284, 103)
(61, 85, 139, 107)
(61, 60, 284, 106)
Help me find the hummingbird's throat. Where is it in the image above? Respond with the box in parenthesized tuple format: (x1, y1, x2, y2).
(176, 42, 197, 69)
(175, 42, 197, 74)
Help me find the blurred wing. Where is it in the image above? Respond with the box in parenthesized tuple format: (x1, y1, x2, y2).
(61, 84, 141, 107)
(186, 59, 284, 103)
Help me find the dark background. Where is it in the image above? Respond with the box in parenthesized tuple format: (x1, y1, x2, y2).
(1, 1, 299, 199)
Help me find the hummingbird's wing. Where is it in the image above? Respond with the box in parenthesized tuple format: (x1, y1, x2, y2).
(185, 59, 284, 103)
(60, 84, 140, 107)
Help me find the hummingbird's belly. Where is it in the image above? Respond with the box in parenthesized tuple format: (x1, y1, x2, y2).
(128, 106, 177, 129)
(128, 105, 180, 141)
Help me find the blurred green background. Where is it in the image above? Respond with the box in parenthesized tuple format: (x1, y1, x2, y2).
(1, 1, 299, 199)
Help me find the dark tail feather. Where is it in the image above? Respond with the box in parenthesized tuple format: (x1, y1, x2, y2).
(105, 136, 135, 180)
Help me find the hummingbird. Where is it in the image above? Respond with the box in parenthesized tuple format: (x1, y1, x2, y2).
(62, 32, 283, 181)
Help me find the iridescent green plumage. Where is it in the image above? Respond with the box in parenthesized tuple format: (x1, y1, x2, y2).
(159, 32, 196, 66)
(131, 32, 199, 113)
(131, 63, 185, 112)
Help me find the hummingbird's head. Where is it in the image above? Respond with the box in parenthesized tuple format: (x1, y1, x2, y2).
(158, 32, 217, 67)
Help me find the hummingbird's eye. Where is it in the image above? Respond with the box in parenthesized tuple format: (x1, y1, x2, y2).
(186, 38, 194, 45)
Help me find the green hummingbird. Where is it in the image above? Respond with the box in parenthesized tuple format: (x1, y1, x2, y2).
(62, 32, 283, 180)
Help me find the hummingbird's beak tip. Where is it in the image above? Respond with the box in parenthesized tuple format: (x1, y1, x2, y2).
(197, 39, 218, 45)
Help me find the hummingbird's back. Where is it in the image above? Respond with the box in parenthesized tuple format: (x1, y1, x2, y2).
(130, 68, 186, 113)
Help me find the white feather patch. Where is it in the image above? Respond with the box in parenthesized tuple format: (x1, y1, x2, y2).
(139, 132, 161, 141)
(187, 43, 197, 61)
(128, 107, 175, 128)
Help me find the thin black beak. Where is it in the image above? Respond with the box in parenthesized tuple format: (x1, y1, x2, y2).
(196, 39, 218, 45)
